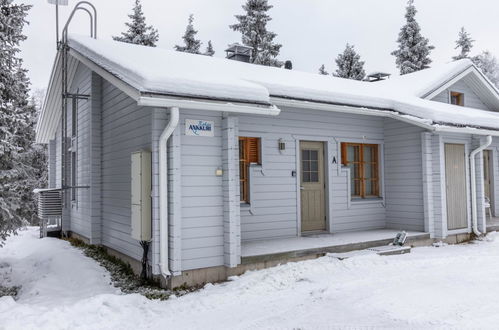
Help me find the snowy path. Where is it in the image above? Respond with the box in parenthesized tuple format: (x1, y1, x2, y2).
(2, 228, 499, 329)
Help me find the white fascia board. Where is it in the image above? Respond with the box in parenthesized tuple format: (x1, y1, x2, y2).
(36, 53, 79, 144)
(36, 53, 61, 143)
(271, 97, 434, 130)
(271, 96, 499, 137)
(68, 48, 141, 102)
(138, 96, 280, 116)
(433, 126, 499, 137)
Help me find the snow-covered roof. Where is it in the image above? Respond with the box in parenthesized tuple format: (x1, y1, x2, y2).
(36, 34, 499, 143)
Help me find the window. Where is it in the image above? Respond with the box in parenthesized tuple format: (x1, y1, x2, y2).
(341, 143, 380, 198)
(450, 91, 464, 106)
(71, 151, 77, 201)
(302, 149, 319, 182)
(239, 137, 261, 203)
(72, 97, 78, 138)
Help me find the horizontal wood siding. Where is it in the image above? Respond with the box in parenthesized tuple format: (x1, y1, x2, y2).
(384, 119, 425, 231)
(488, 138, 499, 217)
(238, 106, 387, 242)
(179, 110, 224, 271)
(101, 79, 152, 261)
(48, 139, 57, 188)
(68, 64, 92, 239)
(432, 80, 489, 110)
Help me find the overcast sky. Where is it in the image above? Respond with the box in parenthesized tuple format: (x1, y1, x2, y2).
(18, 0, 499, 91)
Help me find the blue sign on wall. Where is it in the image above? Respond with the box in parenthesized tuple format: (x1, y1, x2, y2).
(185, 119, 214, 137)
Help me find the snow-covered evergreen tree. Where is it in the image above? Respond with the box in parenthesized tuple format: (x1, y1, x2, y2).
(0, 1, 46, 244)
(318, 64, 329, 75)
(230, 0, 282, 67)
(175, 14, 202, 54)
(391, 0, 434, 75)
(333, 44, 366, 80)
(204, 40, 215, 56)
(472, 51, 499, 88)
(453, 27, 474, 61)
(113, 0, 159, 47)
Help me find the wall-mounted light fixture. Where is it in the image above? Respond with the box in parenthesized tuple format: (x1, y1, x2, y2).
(278, 138, 286, 151)
(215, 168, 223, 176)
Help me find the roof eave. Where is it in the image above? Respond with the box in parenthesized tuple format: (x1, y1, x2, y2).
(70, 47, 280, 116)
(271, 96, 499, 137)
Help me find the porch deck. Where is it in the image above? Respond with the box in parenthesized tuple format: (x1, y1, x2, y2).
(487, 217, 499, 232)
(241, 229, 430, 264)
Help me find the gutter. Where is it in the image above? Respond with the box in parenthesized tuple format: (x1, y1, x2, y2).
(137, 96, 280, 116)
(159, 107, 180, 277)
(470, 135, 492, 236)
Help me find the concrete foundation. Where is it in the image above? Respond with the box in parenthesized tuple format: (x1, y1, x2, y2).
(67, 230, 477, 290)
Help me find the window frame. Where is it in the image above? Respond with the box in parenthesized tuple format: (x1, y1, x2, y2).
(239, 137, 261, 204)
(341, 142, 380, 199)
(450, 91, 464, 106)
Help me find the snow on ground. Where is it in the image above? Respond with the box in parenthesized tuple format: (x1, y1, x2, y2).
(3, 228, 499, 329)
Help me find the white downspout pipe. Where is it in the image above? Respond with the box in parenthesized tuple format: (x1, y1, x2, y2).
(159, 107, 180, 277)
(470, 135, 492, 236)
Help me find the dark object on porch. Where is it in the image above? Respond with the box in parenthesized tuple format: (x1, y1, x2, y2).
(393, 231, 408, 246)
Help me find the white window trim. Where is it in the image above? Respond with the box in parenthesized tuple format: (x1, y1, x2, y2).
(337, 138, 385, 205)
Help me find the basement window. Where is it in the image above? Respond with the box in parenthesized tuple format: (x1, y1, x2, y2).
(450, 91, 464, 106)
(341, 143, 380, 198)
(239, 137, 261, 203)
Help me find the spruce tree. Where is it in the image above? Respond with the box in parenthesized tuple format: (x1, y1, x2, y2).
(113, 0, 159, 47)
(230, 0, 282, 67)
(472, 51, 499, 88)
(204, 40, 215, 56)
(175, 14, 202, 54)
(453, 27, 474, 61)
(391, 0, 434, 75)
(0, 0, 45, 244)
(318, 64, 329, 75)
(333, 44, 366, 80)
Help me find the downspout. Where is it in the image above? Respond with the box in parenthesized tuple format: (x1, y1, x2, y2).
(159, 107, 180, 277)
(470, 135, 492, 236)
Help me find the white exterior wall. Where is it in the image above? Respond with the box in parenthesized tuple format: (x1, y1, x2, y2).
(100, 79, 153, 261)
(238, 106, 387, 242)
(384, 119, 425, 232)
(178, 110, 224, 271)
(68, 63, 92, 239)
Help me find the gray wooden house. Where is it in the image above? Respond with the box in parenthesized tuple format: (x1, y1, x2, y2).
(36, 35, 499, 288)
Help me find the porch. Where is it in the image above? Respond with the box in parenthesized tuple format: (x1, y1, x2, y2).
(241, 229, 430, 264)
(487, 217, 499, 232)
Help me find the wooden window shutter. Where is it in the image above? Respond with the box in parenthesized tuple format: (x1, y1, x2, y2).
(247, 137, 260, 164)
(341, 142, 347, 165)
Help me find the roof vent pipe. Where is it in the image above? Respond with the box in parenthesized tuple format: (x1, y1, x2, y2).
(470, 135, 492, 237)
